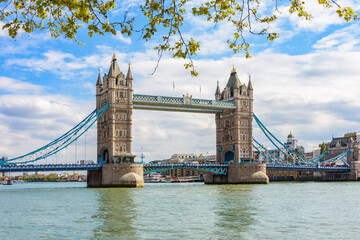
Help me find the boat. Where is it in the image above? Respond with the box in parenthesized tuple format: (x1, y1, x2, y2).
(144, 173, 167, 183)
(2, 179, 13, 185)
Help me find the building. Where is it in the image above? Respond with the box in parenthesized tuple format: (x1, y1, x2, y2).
(215, 67, 253, 163)
(169, 154, 197, 163)
(96, 53, 135, 164)
(324, 132, 360, 165)
(148, 153, 216, 178)
(284, 132, 298, 151)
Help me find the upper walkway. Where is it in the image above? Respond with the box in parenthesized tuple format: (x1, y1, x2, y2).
(133, 94, 236, 113)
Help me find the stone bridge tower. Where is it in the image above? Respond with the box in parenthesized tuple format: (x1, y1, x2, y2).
(96, 53, 134, 164)
(215, 67, 253, 164)
(88, 53, 143, 188)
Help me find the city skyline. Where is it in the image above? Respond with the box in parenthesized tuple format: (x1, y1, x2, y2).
(1, 1, 360, 163)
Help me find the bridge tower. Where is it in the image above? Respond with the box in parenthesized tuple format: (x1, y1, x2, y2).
(96, 53, 134, 164)
(206, 67, 268, 184)
(215, 67, 253, 164)
(88, 52, 143, 187)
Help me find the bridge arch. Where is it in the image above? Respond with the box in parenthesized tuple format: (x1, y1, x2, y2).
(102, 149, 109, 164)
(224, 151, 234, 164)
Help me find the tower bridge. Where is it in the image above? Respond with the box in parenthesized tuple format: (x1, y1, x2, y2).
(2, 52, 359, 186)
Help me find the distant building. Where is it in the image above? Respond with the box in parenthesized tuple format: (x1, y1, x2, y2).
(304, 152, 313, 159)
(324, 132, 360, 165)
(284, 132, 304, 155)
(284, 132, 298, 151)
(147, 153, 216, 178)
(169, 154, 197, 163)
(253, 132, 305, 164)
(312, 148, 320, 158)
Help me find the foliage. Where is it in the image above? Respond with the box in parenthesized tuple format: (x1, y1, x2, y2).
(320, 142, 326, 162)
(0, 0, 358, 76)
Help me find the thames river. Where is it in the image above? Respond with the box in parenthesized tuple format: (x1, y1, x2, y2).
(1, 182, 359, 239)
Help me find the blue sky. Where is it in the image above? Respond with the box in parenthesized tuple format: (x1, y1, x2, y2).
(1, 1, 360, 163)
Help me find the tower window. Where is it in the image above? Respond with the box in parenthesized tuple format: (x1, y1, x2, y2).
(225, 135, 229, 141)
(225, 120, 229, 128)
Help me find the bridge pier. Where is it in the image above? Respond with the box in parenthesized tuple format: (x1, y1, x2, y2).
(204, 163, 269, 184)
(87, 163, 144, 187)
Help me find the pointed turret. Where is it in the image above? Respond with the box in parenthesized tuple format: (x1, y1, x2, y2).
(234, 75, 241, 89)
(108, 61, 115, 78)
(126, 63, 133, 80)
(216, 80, 221, 95)
(226, 65, 241, 89)
(215, 80, 221, 100)
(108, 50, 121, 78)
(248, 74, 253, 90)
(96, 69, 102, 86)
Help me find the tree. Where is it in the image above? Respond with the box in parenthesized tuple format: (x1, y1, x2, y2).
(320, 142, 326, 162)
(0, 0, 358, 76)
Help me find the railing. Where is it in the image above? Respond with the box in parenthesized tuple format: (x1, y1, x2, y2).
(143, 163, 228, 175)
(133, 94, 236, 113)
(266, 164, 350, 171)
(0, 164, 102, 172)
(1, 162, 349, 173)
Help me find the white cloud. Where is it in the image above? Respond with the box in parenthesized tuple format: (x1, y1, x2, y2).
(0, 77, 44, 93)
(0, 92, 96, 162)
(313, 24, 360, 51)
(0, 22, 8, 37)
(115, 31, 132, 44)
(4, 47, 128, 80)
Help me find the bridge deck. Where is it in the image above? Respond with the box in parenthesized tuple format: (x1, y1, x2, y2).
(0, 164, 102, 172)
(133, 94, 236, 113)
(0, 163, 350, 173)
(266, 164, 350, 172)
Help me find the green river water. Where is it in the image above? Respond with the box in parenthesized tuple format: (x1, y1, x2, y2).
(0, 182, 359, 239)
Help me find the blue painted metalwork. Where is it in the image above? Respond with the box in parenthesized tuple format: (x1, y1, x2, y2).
(253, 114, 316, 165)
(0, 162, 349, 173)
(253, 138, 295, 165)
(253, 114, 350, 167)
(143, 163, 228, 175)
(1, 103, 109, 165)
(133, 94, 235, 113)
(266, 164, 350, 172)
(0, 164, 102, 172)
(317, 149, 350, 167)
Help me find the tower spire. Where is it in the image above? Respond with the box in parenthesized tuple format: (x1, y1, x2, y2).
(112, 50, 116, 61)
(231, 64, 236, 74)
(248, 74, 253, 90)
(216, 80, 221, 95)
(126, 62, 133, 80)
(96, 69, 102, 85)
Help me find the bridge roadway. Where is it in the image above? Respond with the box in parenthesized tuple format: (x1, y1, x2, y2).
(0, 163, 350, 173)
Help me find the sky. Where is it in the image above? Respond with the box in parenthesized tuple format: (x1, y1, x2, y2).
(1, 0, 360, 164)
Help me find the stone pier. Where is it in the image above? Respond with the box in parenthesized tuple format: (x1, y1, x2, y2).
(204, 163, 269, 184)
(87, 163, 144, 187)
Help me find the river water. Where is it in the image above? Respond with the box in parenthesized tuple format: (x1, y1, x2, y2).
(0, 182, 359, 239)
